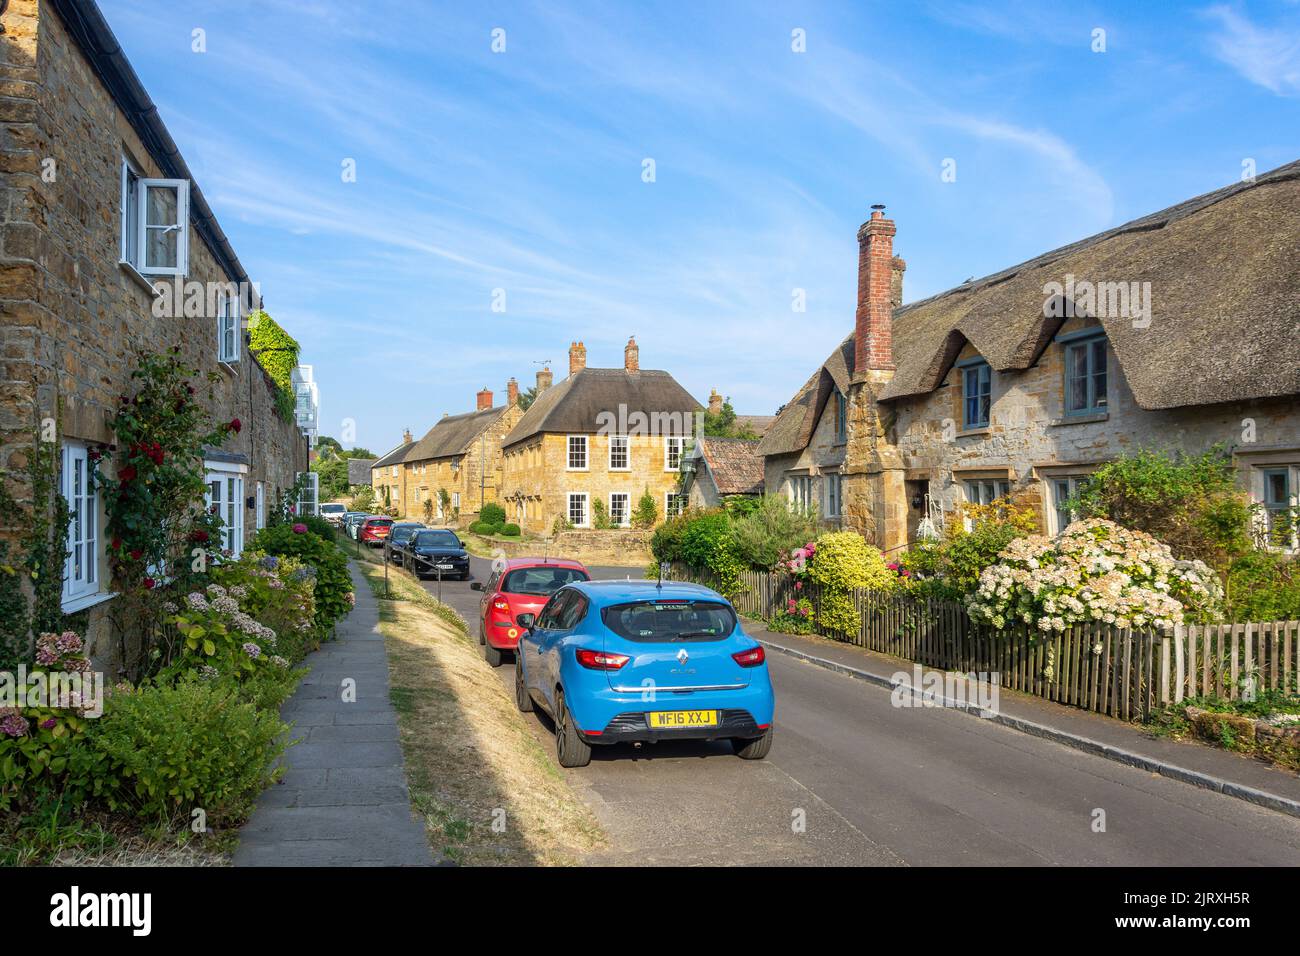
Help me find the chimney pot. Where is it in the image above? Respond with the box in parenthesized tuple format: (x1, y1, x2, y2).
(507, 377, 519, 407)
(855, 208, 898, 374)
(403, 429, 413, 444)
(708, 389, 723, 414)
(536, 366, 553, 393)
(624, 336, 639, 373)
(568, 341, 587, 377)
(476, 386, 493, 411)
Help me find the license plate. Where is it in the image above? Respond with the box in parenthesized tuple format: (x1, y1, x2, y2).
(436, 564, 454, 570)
(647, 710, 718, 729)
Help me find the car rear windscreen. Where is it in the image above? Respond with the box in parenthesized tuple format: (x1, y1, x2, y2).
(601, 600, 736, 643)
(414, 530, 459, 547)
(501, 567, 589, 596)
(368, 519, 393, 527)
(321, 504, 344, 513)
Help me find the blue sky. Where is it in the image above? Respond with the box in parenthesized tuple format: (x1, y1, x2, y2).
(102, 0, 1300, 455)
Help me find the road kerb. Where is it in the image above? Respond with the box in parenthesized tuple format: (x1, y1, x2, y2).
(758, 636, 1300, 822)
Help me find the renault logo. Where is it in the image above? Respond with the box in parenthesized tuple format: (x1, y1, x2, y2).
(676, 648, 689, 664)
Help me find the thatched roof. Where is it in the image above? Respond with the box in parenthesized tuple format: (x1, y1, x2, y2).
(408, 406, 509, 463)
(698, 437, 765, 495)
(347, 458, 376, 485)
(735, 414, 777, 438)
(761, 159, 1300, 459)
(503, 367, 701, 448)
(371, 440, 414, 470)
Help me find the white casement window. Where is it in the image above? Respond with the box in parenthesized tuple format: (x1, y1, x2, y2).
(205, 464, 247, 557)
(608, 435, 629, 471)
(391, 465, 398, 477)
(1256, 465, 1299, 552)
(567, 435, 588, 470)
(217, 294, 240, 363)
(664, 436, 687, 472)
(665, 492, 689, 519)
(788, 475, 813, 510)
(296, 471, 319, 517)
(61, 443, 100, 608)
(452, 492, 461, 510)
(255, 481, 266, 530)
(964, 479, 1011, 507)
(120, 159, 189, 276)
(567, 492, 589, 528)
(824, 473, 843, 518)
(609, 492, 630, 527)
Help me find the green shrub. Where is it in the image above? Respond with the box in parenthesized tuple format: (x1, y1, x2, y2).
(806, 531, 896, 636)
(632, 489, 658, 529)
(301, 514, 336, 542)
(1225, 552, 1300, 622)
(650, 510, 693, 565)
(500, 523, 521, 537)
(213, 554, 319, 664)
(592, 498, 611, 530)
(901, 498, 1038, 601)
(88, 679, 288, 825)
(479, 503, 506, 526)
(1073, 447, 1253, 573)
(730, 495, 819, 570)
(249, 525, 352, 631)
(679, 511, 746, 595)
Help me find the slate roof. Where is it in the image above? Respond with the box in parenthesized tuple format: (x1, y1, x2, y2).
(503, 367, 702, 448)
(407, 406, 510, 462)
(760, 159, 1300, 459)
(371, 440, 414, 470)
(347, 458, 376, 485)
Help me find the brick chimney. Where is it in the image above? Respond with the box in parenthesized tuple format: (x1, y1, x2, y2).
(402, 428, 413, 444)
(855, 207, 898, 373)
(708, 389, 723, 414)
(506, 377, 519, 406)
(536, 366, 553, 393)
(569, 341, 586, 377)
(624, 336, 639, 372)
(476, 386, 493, 411)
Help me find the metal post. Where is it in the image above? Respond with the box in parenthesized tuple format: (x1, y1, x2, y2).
(383, 538, 390, 598)
(436, 563, 443, 604)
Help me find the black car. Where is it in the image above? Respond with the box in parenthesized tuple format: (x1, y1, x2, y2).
(384, 521, 426, 564)
(404, 529, 470, 580)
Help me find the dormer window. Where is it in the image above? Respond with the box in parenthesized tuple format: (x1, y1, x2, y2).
(1063, 332, 1108, 415)
(835, 389, 848, 443)
(960, 360, 991, 429)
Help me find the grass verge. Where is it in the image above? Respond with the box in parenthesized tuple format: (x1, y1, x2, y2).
(355, 560, 605, 865)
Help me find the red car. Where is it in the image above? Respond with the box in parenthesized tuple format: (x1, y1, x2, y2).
(358, 516, 394, 547)
(472, 558, 590, 666)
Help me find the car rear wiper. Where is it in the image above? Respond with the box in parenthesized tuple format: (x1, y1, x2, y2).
(670, 630, 720, 641)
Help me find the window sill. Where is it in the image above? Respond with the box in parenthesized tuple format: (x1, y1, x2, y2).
(61, 590, 118, 615)
(1051, 412, 1110, 427)
(957, 427, 990, 438)
(119, 260, 158, 294)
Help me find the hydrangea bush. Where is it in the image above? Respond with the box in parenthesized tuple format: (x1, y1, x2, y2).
(968, 518, 1223, 633)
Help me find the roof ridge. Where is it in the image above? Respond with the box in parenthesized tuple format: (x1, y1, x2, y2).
(896, 158, 1300, 316)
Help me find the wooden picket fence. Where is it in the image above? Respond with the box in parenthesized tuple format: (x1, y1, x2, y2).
(670, 566, 1300, 723)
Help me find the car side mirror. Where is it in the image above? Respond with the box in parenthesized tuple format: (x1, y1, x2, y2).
(470, 582, 483, 591)
(516, 613, 535, 630)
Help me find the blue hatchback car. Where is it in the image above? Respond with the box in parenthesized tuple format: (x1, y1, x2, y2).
(513, 580, 775, 767)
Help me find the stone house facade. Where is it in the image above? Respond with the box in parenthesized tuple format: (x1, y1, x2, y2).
(500, 339, 701, 535)
(680, 436, 766, 510)
(370, 433, 412, 511)
(763, 162, 1300, 554)
(395, 383, 523, 523)
(0, 0, 311, 661)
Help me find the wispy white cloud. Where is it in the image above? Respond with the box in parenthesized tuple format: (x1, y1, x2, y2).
(1203, 4, 1300, 96)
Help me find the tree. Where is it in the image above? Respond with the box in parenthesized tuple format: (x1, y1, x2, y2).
(703, 397, 759, 439)
(517, 385, 539, 411)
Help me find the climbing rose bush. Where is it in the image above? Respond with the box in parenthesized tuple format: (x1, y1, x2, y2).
(968, 518, 1222, 632)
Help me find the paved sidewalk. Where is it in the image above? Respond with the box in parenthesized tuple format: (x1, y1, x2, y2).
(746, 618, 1300, 815)
(234, 562, 437, 866)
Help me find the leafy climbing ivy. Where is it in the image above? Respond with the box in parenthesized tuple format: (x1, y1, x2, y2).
(247, 309, 300, 424)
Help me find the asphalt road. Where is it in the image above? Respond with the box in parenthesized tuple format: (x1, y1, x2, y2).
(416, 553, 1300, 866)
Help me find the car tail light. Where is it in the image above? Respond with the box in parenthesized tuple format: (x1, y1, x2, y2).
(492, 599, 510, 611)
(732, 646, 765, 667)
(576, 648, 629, 670)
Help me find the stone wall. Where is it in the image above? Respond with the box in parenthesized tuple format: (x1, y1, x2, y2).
(0, 1, 308, 663)
(468, 528, 651, 568)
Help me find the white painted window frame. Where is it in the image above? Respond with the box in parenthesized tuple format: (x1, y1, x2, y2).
(664, 491, 689, 520)
(204, 461, 248, 558)
(217, 293, 241, 364)
(608, 491, 631, 527)
(608, 434, 629, 471)
(134, 176, 190, 277)
(567, 491, 589, 528)
(664, 436, 687, 472)
(61, 442, 101, 608)
(255, 480, 266, 530)
(567, 435, 589, 471)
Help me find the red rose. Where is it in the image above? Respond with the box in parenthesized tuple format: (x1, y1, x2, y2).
(228, 418, 242, 434)
(190, 530, 209, 543)
(144, 578, 156, 590)
(130, 549, 143, 561)
(111, 537, 122, 550)
(119, 465, 137, 482)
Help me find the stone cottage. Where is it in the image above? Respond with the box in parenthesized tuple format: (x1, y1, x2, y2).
(762, 161, 1300, 553)
(500, 339, 702, 534)
(396, 382, 523, 523)
(370, 432, 413, 510)
(0, 0, 311, 661)
(680, 437, 766, 510)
